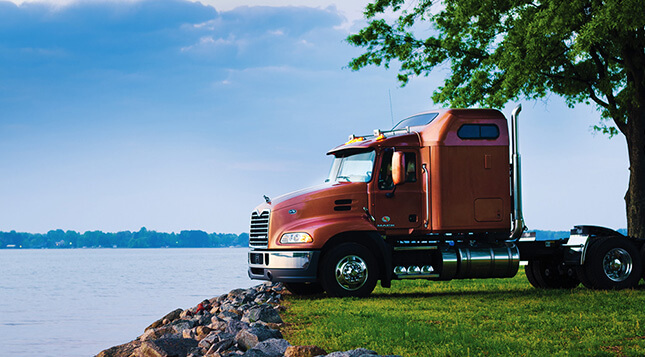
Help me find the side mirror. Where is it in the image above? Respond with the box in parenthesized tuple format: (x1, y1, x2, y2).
(392, 151, 405, 186)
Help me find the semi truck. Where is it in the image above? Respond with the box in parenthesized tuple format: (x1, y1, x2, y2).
(247, 105, 644, 297)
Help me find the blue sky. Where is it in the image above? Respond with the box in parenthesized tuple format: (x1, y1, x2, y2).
(0, 0, 629, 234)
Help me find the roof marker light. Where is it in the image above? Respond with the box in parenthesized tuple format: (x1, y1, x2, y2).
(373, 129, 386, 141)
(345, 134, 365, 145)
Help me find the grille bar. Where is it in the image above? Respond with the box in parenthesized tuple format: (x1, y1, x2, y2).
(249, 210, 270, 247)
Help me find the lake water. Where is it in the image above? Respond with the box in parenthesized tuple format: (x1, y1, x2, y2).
(0, 248, 255, 357)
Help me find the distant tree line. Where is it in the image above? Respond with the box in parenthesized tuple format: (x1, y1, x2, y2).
(0, 227, 249, 249)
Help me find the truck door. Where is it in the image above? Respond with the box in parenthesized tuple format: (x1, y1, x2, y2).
(371, 148, 423, 231)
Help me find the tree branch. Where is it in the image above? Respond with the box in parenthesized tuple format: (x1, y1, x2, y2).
(590, 46, 627, 133)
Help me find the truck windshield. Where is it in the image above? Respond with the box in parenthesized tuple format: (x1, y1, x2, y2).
(326, 150, 375, 183)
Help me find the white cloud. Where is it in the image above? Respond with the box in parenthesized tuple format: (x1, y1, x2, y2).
(180, 35, 230, 52)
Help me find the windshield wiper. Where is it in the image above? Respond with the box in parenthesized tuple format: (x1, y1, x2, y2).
(337, 175, 351, 182)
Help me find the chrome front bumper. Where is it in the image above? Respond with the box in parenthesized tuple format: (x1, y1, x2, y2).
(248, 250, 320, 282)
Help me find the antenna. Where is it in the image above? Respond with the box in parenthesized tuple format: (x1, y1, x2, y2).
(388, 89, 394, 127)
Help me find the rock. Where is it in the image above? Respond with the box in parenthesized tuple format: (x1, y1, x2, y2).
(246, 338, 291, 357)
(209, 317, 227, 331)
(140, 327, 175, 341)
(98, 283, 395, 357)
(242, 350, 269, 357)
(183, 328, 197, 339)
(197, 331, 232, 350)
(253, 295, 267, 304)
(206, 337, 235, 355)
(324, 348, 379, 357)
(145, 308, 183, 331)
(191, 313, 213, 327)
(235, 326, 283, 351)
(225, 319, 249, 335)
(227, 288, 247, 301)
(180, 310, 193, 319)
(269, 283, 284, 293)
(284, 345, 328, 357)
(219, 310, 242, 321)
(96, 340, 142, 357)
(242, 305, 282, 324)
(196, 325, 213, 339)
(235, 330, 259, 351)
(135, 338, 198, 357)
(171, 321, 193, 335)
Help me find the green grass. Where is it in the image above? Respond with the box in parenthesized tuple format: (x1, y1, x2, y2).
(281, 272, 645, 356)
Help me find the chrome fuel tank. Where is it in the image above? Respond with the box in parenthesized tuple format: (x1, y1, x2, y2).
(440, 243, 520, 279)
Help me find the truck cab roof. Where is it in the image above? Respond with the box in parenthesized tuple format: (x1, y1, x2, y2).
(327, 108, 507, 155)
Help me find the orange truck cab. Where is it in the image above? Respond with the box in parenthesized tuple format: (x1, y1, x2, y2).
(248, 105, 644, 297)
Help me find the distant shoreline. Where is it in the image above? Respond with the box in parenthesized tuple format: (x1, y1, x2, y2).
(0, 228, 249, 249)
(0, 246, 248, 250)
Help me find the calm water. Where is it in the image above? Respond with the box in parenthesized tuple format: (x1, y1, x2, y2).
(0, 248, 254, 356)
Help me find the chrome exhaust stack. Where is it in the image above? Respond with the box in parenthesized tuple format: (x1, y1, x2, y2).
(510, 104, 526, 240)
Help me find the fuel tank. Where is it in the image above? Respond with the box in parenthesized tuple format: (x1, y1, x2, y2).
(440, 243, 520, 279)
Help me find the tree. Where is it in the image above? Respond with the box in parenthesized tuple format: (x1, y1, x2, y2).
(347, 0, 645, 237)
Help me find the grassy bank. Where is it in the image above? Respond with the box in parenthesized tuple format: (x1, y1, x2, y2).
(282, 271, 645, 356)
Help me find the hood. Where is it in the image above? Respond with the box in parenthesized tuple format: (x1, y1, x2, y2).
(268, 182, 365, 213)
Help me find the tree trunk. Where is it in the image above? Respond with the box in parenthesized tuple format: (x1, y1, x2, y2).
(625, 109, 645, 238)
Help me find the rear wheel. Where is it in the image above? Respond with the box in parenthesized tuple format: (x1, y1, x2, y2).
(525, 259, 579, 289)
(579, 237, 642, 290)
(283, 282, 324, 296)
(524, 262, 539, 288)
(320, 243, 379, 297)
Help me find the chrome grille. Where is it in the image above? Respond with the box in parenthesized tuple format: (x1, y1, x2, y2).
(249, 210, 270, 247)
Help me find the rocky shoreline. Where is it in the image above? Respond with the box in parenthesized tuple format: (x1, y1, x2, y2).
(96, 282, 399, 357)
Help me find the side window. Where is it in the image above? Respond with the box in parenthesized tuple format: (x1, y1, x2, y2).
(404, 152, 417, 183)
(378, 150, 416, 190)
(457, 124, 500, 139)
(378, 149, 393, 190)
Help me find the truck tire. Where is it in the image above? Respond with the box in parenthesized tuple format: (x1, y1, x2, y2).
(526, 259, 579, 289)
(524, 262, 539, 288)
(283, 282, 324, 296)
(579, 236, 642, 290)
(320, 243, 379, 297)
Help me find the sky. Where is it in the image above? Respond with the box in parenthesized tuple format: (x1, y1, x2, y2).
(0, 0, 630, 234)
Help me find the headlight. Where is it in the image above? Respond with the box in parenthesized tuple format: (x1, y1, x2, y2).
(280, 232, 313, 244)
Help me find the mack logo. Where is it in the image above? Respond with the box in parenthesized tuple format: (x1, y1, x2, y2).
(288, 209, 297, 215)
(381, 216, 391, 223)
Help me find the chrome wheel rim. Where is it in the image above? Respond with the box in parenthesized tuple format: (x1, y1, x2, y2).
(334, 255, 368, 291)
(602, 248, 633, 282)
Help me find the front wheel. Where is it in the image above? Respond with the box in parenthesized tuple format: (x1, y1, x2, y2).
(579, 237, 642, 290)
(320, 243, 379, 297)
